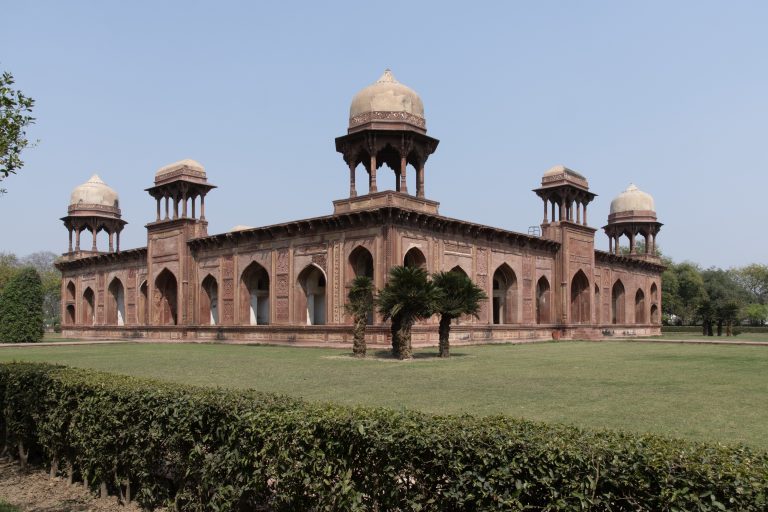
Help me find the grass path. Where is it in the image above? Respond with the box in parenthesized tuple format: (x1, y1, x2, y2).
(1, 341, 766, 449)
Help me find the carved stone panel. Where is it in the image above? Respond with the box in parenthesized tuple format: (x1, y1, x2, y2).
(276, 249, 289, 273)
(477, 248, 488, 276)
(221, 255, 234, 324)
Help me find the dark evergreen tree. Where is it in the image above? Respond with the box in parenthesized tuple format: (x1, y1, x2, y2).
(0, 267, 44, 342)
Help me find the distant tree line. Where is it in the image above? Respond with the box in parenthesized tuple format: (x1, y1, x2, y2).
(662, 257, 768, 335)
(0, 251, 60, 331)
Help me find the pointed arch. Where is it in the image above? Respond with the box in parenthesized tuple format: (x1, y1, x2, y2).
(82, 287, 95, 326)
(66, 281, 76, 302)
(240, 261, 270, 325)
(492, 264, 518, 324)
(612, 280, 626, 324)
(349, 246, 374, 278)
(154, 269, 178, 326)
(201, 274, 219, 326)
(650, 304, 659, 324)
(635, 288, 646, 324)
(138, 280, 148, 325)
(404, 247, 427, 269)
(107, 277, 126, 326)
(298, 264, 327, 325)
(536, 276, 551, 324)
(449, 265, 468, 276)
(570, 270, 590, 324)
(650, 282, 658, 303)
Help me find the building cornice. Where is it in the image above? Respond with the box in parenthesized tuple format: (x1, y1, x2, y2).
(594, 250, 666, 272)
(55, 247, 147, 271)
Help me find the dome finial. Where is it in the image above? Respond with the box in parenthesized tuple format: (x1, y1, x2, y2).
(377, 68, 397, 83)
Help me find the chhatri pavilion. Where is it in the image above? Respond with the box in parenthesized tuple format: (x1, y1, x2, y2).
(57, 70, 663, 344)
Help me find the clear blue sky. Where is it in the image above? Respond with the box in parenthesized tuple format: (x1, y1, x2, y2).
(1, 1, 766, 268)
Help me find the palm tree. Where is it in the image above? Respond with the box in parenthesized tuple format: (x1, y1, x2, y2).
(345, 275, 374, 357)
(432, 271, 487, 358)
(376, 266, 440, 360)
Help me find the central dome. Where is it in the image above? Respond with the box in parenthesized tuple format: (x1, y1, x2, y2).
(349, 69, 425, 130)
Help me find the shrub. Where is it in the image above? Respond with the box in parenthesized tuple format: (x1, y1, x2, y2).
(0, 363, 766, 510)
(0, 267, 44, 343)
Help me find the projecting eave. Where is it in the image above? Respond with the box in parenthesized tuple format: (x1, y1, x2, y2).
(594, 250, 666, 272)
(55, 247, 148, 271)
(188, 207, 560, 253)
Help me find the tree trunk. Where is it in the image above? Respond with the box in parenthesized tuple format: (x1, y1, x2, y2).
(352, 315, 367, 357)
(438, 315, 452, 358)
(702, 323, 707, 336)
(18, 441, 28, 471)
(390, 318, 401, 358)
(397, 319, 414, 360)
(50, 457, 59, 479)
(706, 320, 713, 336)
(726, 320, 732, 336)
(716, 320, 723, 337)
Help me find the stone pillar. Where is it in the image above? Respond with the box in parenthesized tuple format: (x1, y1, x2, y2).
(116, 231, 120, 253)
(156, 197, 161, 221)
(173, 194, 179, 219)
(182, 192, 188, 218)
(191, 197, 196, 219)
(583, 204, 588, 226)
(416, 164, 425, 198)
(201, 194, 206, 221)
(543, 198, 548, 223)
(576, 202, 581, 224)
(630, 233, 636, 254)
(551, 201, 556, 222)
(164, 195, 170, 220)
(560, 198, 565, 222)
(608, 236, 613, 254)
(108, 232, 114, 253)
(348, 162, 357, 198)
(400, 155, 408, 194)
(369, 154, 378, 193)
(75, 228, 81, 252)
(68, 228, 73, 253)
(91, 225, 97, 252)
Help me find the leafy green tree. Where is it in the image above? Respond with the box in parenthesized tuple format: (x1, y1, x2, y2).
(345, 275, 374, 358)
(376, 266, 440, 360)
(743, 303, 768, 326)
(1, 70, 36, 193)
(432, 271, 487, 358)
(733, 264, 768, 305)
(700, 268, 748, 336)
(673, 262, 707, 325)
(0, 267, 44, 342)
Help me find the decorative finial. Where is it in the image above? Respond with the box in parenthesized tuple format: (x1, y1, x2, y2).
(377, 69, 397, 83)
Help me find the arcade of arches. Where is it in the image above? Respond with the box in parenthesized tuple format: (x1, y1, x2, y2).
(57, 71, 663, 342)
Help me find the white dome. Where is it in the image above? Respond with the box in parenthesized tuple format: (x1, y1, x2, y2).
(155, 158, 205, 178)
(349, 69, 425, 124)
(69, 175, 119, 209)
(610, 184, 655, 214)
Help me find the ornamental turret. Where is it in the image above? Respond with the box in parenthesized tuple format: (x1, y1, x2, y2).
(61, 174, 127, 255)
(603, 184, 662, 259)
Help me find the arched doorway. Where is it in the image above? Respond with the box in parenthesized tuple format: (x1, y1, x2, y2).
(201, 275, 219, 325)
(82, 287, 95, 325)
(349, 247, 374, 324)
(536, 276, 551, 324)
(240, 262, 270, 325)
(107, 278, 126, 326)
(612, 280, 625, 324)
(65, 305, 76, 325)
(449, 265, 468, 276)
(492, 264, 517, 324)
(138, 281, 148, 325)
(650, 282, 658, 303)
(650, 304, 659, 324)
(298, 265, 326, 325)
(66, 281, 76, 302)
(635, 289, 646, 324)
(404, 247, 426, 269)
(570, 270, 590, 324)
(155, 269, 178, 326)
(349, 246, 374, 278)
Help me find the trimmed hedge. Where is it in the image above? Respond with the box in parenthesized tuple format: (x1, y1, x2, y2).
(662, 325, 768, 334)
(1, 363, 766, 511)
(0, 267, 44, 343)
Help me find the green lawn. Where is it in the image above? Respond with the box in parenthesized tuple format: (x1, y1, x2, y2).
(0, 341, 766, 450)
(658, 330, 768, 342)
